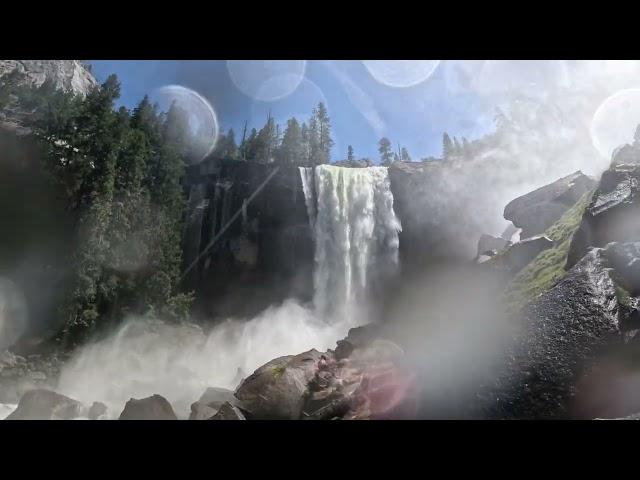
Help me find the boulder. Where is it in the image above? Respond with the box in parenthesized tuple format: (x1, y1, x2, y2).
(209, 402, 246, 420)
(602, 242, 640, 295)
(234, 349, 323, 419)
(189, 402, 217, 420)
(502, 235, 554, 271)
(501, 223, 519, 241)
(484, 235, 554, 274)
(118, 394, 177, 420)
(6, 389, 84, 420)
(484, 247, 629, 419)
(610, 143, 640, 168)
(88, 401, 108, 420)
(504, 171, 595, 238)
(196, 387, 235, 411)
(477, 234, 509, 257)
(568, 164, 640, 269)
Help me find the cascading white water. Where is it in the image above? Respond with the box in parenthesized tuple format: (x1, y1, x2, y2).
(300, 165, 402, 319)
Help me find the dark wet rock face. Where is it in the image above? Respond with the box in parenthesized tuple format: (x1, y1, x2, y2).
(503, 171, 596, 239)
(118, 394, 177, 420)
(196, 387, 235, 410)
(482, 235, 554, 278)
(188, 387, 235, 420)
(6, 389, 84, 420)
(182, 159, 314, 320)
(477, 234, 509, 257)
(568, 164, 640, 269)
(486, 247, 629, 419)
(210, 402, 246, 420)
(189, 402, 217, 420)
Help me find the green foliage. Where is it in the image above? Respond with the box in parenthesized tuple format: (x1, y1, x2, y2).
(236, 102, 332, 166)
(378, 137, 393, 165)
(502, 191, 594, 313)
(16, 76, 193, 347)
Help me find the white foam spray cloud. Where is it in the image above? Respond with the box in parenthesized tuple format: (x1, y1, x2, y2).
(56, 300, 350, 418)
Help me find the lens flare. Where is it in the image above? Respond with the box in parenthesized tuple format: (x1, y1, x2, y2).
(362, 60, 440, 88)
(227, 60, 306, 101)
(591, 88, 640, 160)
(155, 85, 219, 162)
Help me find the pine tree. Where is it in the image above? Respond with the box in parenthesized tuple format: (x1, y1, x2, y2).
(278, 117, 305, 165)
(347, 145, 354, 161)
(400, 147, 411, 162)
(308, 109, 320, 166)
(315, 102, 333, 165)
(378, 137, 394, 165)
(245, 128, 258, 161)
(442, 133, 454, 159)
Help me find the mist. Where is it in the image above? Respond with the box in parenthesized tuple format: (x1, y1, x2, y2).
(56, 300, 358, 418)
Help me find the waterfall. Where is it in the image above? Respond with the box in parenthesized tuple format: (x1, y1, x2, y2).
(52, 165, 402, 418)
(300, 165, 402, 319)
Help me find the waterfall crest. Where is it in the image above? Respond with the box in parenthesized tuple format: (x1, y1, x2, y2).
(300, 165, 401, 319)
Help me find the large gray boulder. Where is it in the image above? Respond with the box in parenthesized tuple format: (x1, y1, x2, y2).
(188, 387, 236, 420)
(504, 171, 595, 239)
(118, 394, 177, 420)
(234, 349, 323, 419)
(502, 235, 554, 272)
(482, 245, 640, 419)
(477, 234, 509, 257)
(6, 389, 84, 420)
(209, 402, 246, 420)
(483, 235, 554, 275)
(568, 164, 640, 269)
(196, 387, 235, 410)
(189, 402, 217, 420)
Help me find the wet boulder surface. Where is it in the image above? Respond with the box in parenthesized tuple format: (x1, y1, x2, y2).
(503, 170, 595, 239)
(483, 235, 554, 277)
(6, 388, 84, 420)
(118, 394, 177, 420)
(231, 325, 418, 420)
(210, 402, 246, 420)
(189, 387, 235, 420)
(483, 243, 640, 419)
(568, 162, 640, 269)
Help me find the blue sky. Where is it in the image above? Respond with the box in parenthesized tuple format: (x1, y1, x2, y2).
(90, 60, 497, 162)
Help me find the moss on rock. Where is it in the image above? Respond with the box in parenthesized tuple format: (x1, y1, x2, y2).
(503, 190, 594, 313)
